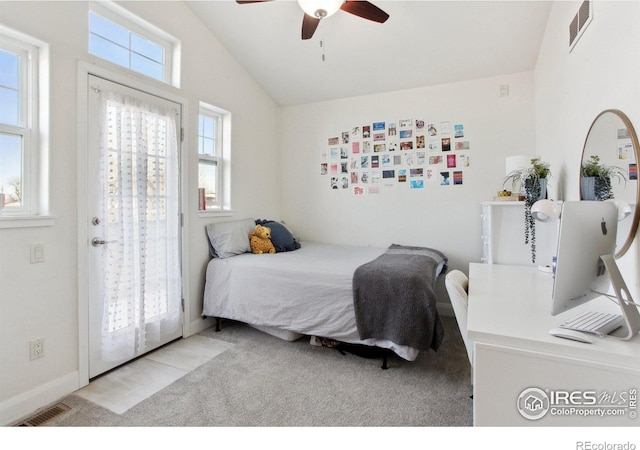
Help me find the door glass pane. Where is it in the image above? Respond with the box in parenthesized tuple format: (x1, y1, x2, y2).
(0, 133, 23, 207)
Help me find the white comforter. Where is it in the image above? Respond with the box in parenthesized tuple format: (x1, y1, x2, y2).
(203, 241, 437, 360)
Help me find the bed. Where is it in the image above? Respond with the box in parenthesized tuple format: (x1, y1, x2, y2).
(202, 219, 447, 363)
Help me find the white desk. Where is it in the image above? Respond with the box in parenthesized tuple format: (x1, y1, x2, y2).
(467, 263, 640, 426)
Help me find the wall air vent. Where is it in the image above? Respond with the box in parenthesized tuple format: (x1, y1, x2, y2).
(569, 0, 593, 52)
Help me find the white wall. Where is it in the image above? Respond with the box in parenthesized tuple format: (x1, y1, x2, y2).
(279, 72, 537, 275)
(535, 0, 640, 295)
(0, 1, 280, 425)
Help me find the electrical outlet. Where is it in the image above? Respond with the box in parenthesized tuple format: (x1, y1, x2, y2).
(30, 338, 45, 360)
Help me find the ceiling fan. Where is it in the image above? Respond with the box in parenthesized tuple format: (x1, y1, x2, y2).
(236, 0, 390, 40)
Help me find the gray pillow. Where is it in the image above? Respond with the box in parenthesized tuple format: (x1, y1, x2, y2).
(206, 218, 255, 258)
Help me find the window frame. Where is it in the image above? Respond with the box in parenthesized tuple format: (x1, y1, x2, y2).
(88, 2, 179, 87)
(198, 102, 231, 215)
(0, 27, 51, 228)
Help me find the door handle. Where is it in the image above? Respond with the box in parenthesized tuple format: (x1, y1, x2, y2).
(91, 238, 114, 247)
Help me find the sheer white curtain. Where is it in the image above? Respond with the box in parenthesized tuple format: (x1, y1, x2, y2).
(96, 89, 182, 362)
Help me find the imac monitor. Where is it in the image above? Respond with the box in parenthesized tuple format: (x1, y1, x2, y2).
(551, 201, 618, 316)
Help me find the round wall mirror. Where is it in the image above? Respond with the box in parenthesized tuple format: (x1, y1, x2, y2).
(580, 109, 640, 257)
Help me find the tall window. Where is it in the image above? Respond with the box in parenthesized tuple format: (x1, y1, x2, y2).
(0, 32, 40, 217)
(88, 4, 177, 85)
(198, 103, 231, 212)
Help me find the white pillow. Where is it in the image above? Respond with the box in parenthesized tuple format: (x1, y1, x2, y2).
(206, 219, 255, 258)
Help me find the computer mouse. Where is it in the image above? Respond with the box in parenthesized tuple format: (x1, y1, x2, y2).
(548, 327, 594, 344)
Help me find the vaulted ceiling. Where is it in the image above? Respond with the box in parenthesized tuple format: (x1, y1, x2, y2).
(187, 1, 552, 106)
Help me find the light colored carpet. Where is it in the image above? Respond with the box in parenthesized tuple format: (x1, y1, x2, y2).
(46, 315, 473, 427)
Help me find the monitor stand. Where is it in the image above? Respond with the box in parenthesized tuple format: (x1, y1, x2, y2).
(600, 254, 640, 340)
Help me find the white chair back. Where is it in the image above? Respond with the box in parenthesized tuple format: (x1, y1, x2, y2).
(445, 270, 472, 365)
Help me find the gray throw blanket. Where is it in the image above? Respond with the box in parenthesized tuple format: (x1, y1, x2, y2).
(352, 244, 447, 352)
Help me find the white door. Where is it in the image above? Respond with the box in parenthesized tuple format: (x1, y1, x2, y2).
(86, 74, 183, 378)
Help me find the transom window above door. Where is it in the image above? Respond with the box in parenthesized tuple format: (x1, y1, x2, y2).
(88, 4, 178, 86)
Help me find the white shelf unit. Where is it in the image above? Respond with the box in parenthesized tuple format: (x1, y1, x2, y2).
(480, 201, 560, 266)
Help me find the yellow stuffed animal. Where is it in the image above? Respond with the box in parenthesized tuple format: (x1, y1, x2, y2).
(249, 224, 276, 254)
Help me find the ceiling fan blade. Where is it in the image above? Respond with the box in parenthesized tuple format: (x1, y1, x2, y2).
(236, 1, 273, 4)
(302, 14, 321, 40)
(340, 1, 389, 23)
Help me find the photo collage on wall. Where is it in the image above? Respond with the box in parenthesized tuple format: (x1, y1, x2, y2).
(320, 118, 471, 195)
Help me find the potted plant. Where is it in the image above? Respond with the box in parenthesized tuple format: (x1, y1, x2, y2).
(581, 155, 626, 201)
(503, 157, 551, 263)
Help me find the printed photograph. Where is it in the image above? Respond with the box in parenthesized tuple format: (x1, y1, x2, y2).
(373, 121, 385, 131)
(454, 124, 464, 138)
(453, 171, 463, 185)
(429, 155, 444, 165)
(442, 137, 451, 151)
(400, 141, 414, 150)
(399, 129, 413, 139)
(455, 141, 470, 150)
(410, 179, 424, 189)
(374, 143, 386, 153)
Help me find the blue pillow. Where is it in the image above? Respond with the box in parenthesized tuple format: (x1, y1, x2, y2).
(255, 220, 301, 252)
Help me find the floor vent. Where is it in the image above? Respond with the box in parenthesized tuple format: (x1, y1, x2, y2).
(18, 403, 71, 427)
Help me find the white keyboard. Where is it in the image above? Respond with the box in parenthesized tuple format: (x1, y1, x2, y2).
(559, 310, 624, 336)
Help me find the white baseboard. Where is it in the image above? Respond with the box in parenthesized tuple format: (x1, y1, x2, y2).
(188, 316, 215, 337)
(0, 371, 80, 426)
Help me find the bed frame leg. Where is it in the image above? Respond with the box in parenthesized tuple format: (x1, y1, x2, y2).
(381, 355, 388, 370)
(215, 317, 221, 332)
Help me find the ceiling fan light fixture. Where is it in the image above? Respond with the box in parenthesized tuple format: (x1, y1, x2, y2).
(298, 0, 344, 19)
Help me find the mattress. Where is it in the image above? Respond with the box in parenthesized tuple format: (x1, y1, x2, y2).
(203, 241, 445, 360)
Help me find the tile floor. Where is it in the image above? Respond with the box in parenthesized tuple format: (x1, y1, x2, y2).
(74, 335, 233, 414)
